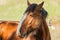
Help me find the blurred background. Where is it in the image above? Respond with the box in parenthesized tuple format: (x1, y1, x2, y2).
(0, 0, 60, 40)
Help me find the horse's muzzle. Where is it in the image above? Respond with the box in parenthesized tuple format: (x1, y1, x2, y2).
(19, 30, 27, 38)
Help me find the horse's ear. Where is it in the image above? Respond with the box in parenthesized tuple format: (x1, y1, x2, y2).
(35, 1, 44, 11)
(27, 0, 31, 6)
(38, 1, 44, 8)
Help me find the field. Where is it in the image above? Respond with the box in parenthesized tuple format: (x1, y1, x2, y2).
(0, 0, 60, 40)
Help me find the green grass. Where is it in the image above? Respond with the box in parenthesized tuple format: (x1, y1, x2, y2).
(0, 0, 60, 21)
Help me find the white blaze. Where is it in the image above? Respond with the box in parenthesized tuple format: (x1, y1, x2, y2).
(16, 13, 27, 35)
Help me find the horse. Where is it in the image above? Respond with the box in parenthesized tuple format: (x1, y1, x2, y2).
(0, 21, 19, 40)
(16, 0, 51, 40)
(0, 0, 51, 40)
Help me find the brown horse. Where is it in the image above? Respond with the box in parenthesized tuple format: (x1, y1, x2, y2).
(0, 1, 51, 40)
(16, 1, 51, 40)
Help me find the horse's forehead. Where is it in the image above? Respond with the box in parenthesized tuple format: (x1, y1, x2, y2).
(19, 13, 28, 25)
(21, 13, 28, 23)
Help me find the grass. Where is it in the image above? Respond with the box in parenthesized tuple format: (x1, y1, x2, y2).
(0, 0, 60, 21)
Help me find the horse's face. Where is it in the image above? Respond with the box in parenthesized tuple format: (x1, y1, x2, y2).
(18, 1, 44, 37)
(20, 12, 42, 36)
(25, 12, 42, 29)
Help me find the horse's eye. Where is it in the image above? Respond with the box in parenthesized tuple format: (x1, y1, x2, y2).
(30, 15, 33, 17)
(30, 15, 32, 16)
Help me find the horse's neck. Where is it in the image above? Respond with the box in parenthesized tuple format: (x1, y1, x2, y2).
(26, 27, 44, 40)
(41, 18, 51, 40)
(34, 21, 47, 40)
(34, 27, 43, 40)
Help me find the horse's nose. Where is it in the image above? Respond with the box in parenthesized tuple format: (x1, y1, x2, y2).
(19, 29, 26, 38)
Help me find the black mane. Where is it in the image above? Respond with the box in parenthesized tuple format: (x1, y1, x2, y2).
(25, 3, 48, 18)
(25, 4, 37, 12)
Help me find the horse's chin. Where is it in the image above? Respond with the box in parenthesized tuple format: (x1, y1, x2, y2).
(19, 35, 24, 38)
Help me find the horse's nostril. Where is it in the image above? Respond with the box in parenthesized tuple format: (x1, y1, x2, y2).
(20, 30, 21, 34)
(19, 30, 22, 35)
(19, 32, 26, 38)
(19, 28, 22, 34)
(19, 29, 26, 37)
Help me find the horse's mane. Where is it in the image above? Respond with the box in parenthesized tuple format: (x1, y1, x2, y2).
(25, 3, 48, 18)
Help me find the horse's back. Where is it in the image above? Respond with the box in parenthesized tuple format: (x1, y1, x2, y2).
(0, 20, 19, 40)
